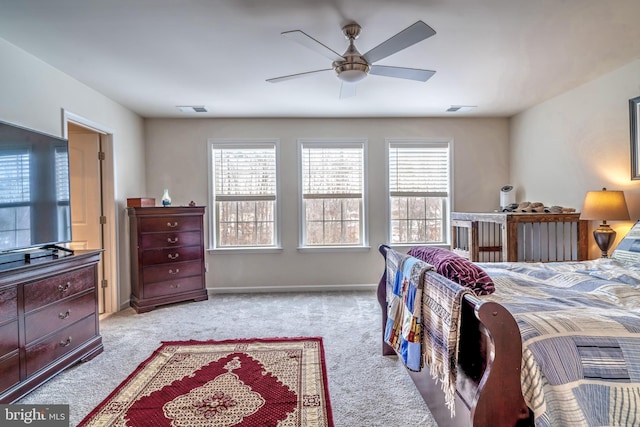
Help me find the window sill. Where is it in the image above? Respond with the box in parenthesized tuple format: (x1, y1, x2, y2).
(208, 247, 283, 254)
(297, 246, 371, 253)
(384, 243, 450, 251)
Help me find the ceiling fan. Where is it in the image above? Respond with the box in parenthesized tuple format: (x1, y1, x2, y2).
(266, 20, 436, 98)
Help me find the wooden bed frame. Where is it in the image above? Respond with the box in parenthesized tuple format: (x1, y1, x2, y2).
(377, 245, 533, 427)
(451, 212, 587, 263)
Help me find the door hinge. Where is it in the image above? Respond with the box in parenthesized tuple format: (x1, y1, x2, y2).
(98, 151, 106, 161)
(101, 279, 108, 289)
(99, 215, 107, 225)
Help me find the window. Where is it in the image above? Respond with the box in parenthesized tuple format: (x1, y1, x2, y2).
(209, 140, 279, 249)
(0, 147, 31, 248)
(54, 144, 71, 239)
(299, 139, 366, 247)
(387, 140, 451, 245)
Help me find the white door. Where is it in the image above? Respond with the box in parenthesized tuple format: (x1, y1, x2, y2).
(68, 127, 104, 310)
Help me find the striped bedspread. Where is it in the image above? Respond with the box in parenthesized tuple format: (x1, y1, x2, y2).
(480, 259, 640, 427)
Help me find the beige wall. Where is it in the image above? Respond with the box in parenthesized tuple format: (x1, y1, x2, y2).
(144, 117, 509, 290)
(0, 38, 147, 309)
(510, 59, 640, 258)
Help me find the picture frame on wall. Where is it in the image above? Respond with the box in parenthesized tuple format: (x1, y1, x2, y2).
(631, 96, 640, 180)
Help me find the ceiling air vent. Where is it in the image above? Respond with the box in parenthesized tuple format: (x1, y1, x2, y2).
(446, 105, 476, 113)
(176, 105, 208, 113)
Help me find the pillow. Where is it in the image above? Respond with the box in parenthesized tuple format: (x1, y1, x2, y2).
(611, 220, 640, 265)
(407, 246, 495, 295)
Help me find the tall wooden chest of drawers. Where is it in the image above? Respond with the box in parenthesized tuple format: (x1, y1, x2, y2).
(128, 206, 208, 313)
(0, 250, 103, 403)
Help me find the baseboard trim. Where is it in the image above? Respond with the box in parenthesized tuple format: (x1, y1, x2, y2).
(207, 283, 377, 294)
(115, 284, 376, 312)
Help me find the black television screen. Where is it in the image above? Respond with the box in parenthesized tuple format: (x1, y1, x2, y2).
(0, 120, 72, 252)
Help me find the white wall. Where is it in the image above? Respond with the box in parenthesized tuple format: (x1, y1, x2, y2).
(511, 59, 640, 258)
(144, 117, 509, 290)
(0, 38, 147, 309)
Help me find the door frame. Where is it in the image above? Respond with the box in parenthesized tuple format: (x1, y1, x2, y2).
(62, 109, 119, 314)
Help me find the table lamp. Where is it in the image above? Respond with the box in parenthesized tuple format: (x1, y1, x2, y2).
(579, 188, 630, 258)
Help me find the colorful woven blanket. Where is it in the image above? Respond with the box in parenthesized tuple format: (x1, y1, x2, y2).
(384, 247, 473, 416)
(384, 248, 432, 371)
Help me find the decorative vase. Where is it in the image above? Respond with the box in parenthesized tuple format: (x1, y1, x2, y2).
(161, 189, 172, 207)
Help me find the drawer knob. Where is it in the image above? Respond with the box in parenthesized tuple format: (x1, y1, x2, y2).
(168, 253, 180, 260)
(167, 221, 179, 228)
(59, 337, 72, 347)
(58, 309, 71, 320)
(168, 268, 180, 275)
(58, 282, 71, 292)
(170, 283, 181, 289)
(167, 237, 179, 244)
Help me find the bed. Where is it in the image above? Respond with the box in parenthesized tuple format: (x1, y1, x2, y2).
(378, 221, 640, 427)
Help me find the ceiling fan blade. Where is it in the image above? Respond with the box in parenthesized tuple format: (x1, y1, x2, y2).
(339, 82, 357, 99)
(362, 21, 436, 64)
(282, 30, 345, 62)
(266, 68, 333, 83)
(369, 65, 436, 82)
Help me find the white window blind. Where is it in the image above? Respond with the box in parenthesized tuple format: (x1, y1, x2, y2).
(389, 142, 449, 197)
(55, 146, 70, 202)
(302, 144, 363, 198)
(213, 146, 276, 201)
(0, 149, 30, 204)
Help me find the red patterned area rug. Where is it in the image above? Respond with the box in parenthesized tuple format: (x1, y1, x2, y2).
(78, 337, 334, 427)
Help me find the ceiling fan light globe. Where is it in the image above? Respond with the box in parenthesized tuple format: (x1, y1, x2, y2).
(337, 69, 367, 82)
(334, 62, 369, 82)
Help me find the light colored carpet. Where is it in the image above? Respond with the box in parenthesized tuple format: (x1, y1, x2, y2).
(18, 290, 437, 426)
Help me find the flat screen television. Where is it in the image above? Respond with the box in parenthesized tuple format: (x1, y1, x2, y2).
(0, 120, 72, 254)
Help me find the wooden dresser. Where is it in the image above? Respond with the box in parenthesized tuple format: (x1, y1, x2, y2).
(128, 206, 208, 313)
(0, 250, 103, 403)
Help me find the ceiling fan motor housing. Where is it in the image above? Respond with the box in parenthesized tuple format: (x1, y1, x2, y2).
(334, 22, 369, 82)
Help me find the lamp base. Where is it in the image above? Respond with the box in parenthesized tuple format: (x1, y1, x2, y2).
(593, 223, 617, 258)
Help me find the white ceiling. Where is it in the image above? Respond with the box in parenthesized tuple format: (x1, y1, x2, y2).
(1, 0, 639, 119)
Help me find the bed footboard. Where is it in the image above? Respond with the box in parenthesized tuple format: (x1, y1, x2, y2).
(378, 245, 532, 427)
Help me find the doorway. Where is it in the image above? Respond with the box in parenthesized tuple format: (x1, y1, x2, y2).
(63, 111, 118, 314)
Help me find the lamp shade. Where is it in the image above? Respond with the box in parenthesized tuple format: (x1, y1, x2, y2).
(579, 188, 630, 221)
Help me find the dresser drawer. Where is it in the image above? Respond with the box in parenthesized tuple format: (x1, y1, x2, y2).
(0, 351, 20, 394)
(0, 286, 17, 324)
(25, 292, 96, 344)
(141, 245, 202, 265)
(139, 215, 202, 233)
(143, 260, 203, 284)
(140, 231, 202, 250)
(26, 314, 97, 377)
(0, 321, 18, 357)
(24, 266, 95, 313)
(142, 276, 204, 299)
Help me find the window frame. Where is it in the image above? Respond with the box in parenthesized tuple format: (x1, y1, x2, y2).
(297, 138, 369, 252)
(385, 138, 453, 248)
(207, 138, 281, 253)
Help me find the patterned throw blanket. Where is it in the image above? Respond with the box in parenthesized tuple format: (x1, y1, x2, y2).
(384, 248, 472, 415)
(384, 249, 431, 371)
